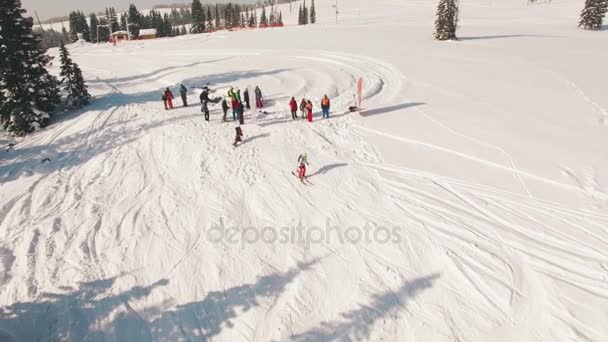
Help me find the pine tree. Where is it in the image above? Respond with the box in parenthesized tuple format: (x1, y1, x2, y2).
(207, 7, 214, 31)
(59, 44, 90, 110)
(191, 0, 206, 33)
(128, 4, 143, 38)
(310, 0, 316, 24)
(109, 7, 119, 32)
(579, 0, 608, 30)
(298, 5, 303, 25)
(61, 26, 70, 43)
(260, 7, 268, 27)
(434, 0, 459, 40)
(120, 13, 127, 31)
(215, 4, 222, 30)
(303, 0, 309, 25)
(89, 13, 99, 42)
(0, 0, 61, 135)
(279, 11, 283, 26)
(181, 25, 188, 35)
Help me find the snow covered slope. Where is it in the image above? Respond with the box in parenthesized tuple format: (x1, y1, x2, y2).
(1, 0, 607, 341)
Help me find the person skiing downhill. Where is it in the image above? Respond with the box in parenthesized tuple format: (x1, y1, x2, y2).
(297, 153, 310, 181)
(180, 84, 188, 107)
(233, 126, 243, 146)
(300, 98, 307, 119)
(164, 88, 174, 110)
(289, 97, 298, 119)
(321, 95, 330, 118)
(255, 86, 264, 108)
(306, 100, 313, 122)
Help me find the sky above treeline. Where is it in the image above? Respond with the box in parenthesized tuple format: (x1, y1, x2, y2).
(21, 0, 258, 20)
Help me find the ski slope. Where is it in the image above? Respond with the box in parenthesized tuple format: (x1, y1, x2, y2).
(1, 0, 607, 341)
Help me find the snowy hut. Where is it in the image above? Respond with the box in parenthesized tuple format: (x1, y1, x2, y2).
(138, 29, 157, 40)
(111, 30, 129, 41)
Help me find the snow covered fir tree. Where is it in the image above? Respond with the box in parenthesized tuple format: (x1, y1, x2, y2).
(0, 0, 60, 135)
(59, 44, 91, 110)
(434, 0, 459, 40)
(579, 0, 608, 30)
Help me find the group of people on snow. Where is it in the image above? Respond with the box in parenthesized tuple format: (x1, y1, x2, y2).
(160, 85, 335, 182)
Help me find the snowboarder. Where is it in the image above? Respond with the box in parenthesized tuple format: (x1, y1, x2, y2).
(297, 153, 310, 181)
(321, 95, 331, 118)
(180, 84, 188, 107)
(164, 88, 174, 110)
(233, 126, 243, 146)
(306, 100, 313, 122)
(255, 86, 264, 108)
(300, 98, 307, 119)
(289, 97, 298, 119)
(243, 88, 251, 109)
(221, 98, 229, 122)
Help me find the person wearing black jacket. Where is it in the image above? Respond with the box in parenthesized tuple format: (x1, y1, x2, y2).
(180, 84, 188, 107)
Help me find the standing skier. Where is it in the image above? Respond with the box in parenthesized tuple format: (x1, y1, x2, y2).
(289, 97, 298, 119)
(255, 86, 264, 108)
(164, 87, 174, 110)
(243, 88, 251, 109)
(306, 100, 313, 122)
(162, 92, 168, 110)
(237, 101, 245, 124)
(321, 95, 331, 118)
(233, 126, 244, 146)
(300, 98, 307, 119)
(180, 84, 188, 107)
(231, 97, 239, 121)
(297, 153, 310, 181)
(228, 86, 237, 100)
(221, 98, 229, 122)
(200, 86, 211, 121)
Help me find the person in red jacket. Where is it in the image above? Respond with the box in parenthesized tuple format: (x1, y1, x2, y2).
(306, 100, 313, 122)
(164, 87, 174, 110)
(289, 97, 298, 119)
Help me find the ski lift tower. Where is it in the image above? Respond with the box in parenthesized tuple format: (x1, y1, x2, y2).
(97, 24, 113, 43)
(331, 0, 339, 24)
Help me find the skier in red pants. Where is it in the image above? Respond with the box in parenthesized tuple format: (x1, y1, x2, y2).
(297, 153, 309, 180)
(164, 87, 174, 110)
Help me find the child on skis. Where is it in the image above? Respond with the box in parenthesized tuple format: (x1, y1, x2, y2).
(297, 153, 309, 180)
(233, 127, 244, 146)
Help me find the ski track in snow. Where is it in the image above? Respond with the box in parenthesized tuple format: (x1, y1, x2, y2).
(1, 2, 608, 340)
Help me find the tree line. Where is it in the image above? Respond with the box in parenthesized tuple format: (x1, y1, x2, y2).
(298, 0, 316, 25)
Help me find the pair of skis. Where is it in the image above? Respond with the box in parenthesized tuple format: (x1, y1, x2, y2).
(291, 171, 313, 185)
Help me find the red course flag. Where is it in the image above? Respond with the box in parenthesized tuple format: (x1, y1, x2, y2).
(357, 78, 363, 109)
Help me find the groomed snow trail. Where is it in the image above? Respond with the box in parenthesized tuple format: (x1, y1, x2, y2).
(1, 0, 607, 341)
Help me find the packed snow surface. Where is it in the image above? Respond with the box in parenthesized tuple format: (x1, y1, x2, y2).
(1, 0, 607, 341)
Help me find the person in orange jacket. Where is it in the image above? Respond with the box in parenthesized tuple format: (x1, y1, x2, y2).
(321, 95, 330, 118)
(306, 100, 313, 122)
(289, 97, 298, 119)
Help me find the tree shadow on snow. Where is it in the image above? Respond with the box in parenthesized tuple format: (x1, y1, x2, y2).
(290, 273, 441, 341)
(458, 34, 560, 41)
(360, 102, 425, 117)
(0, 260, 319, 341)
